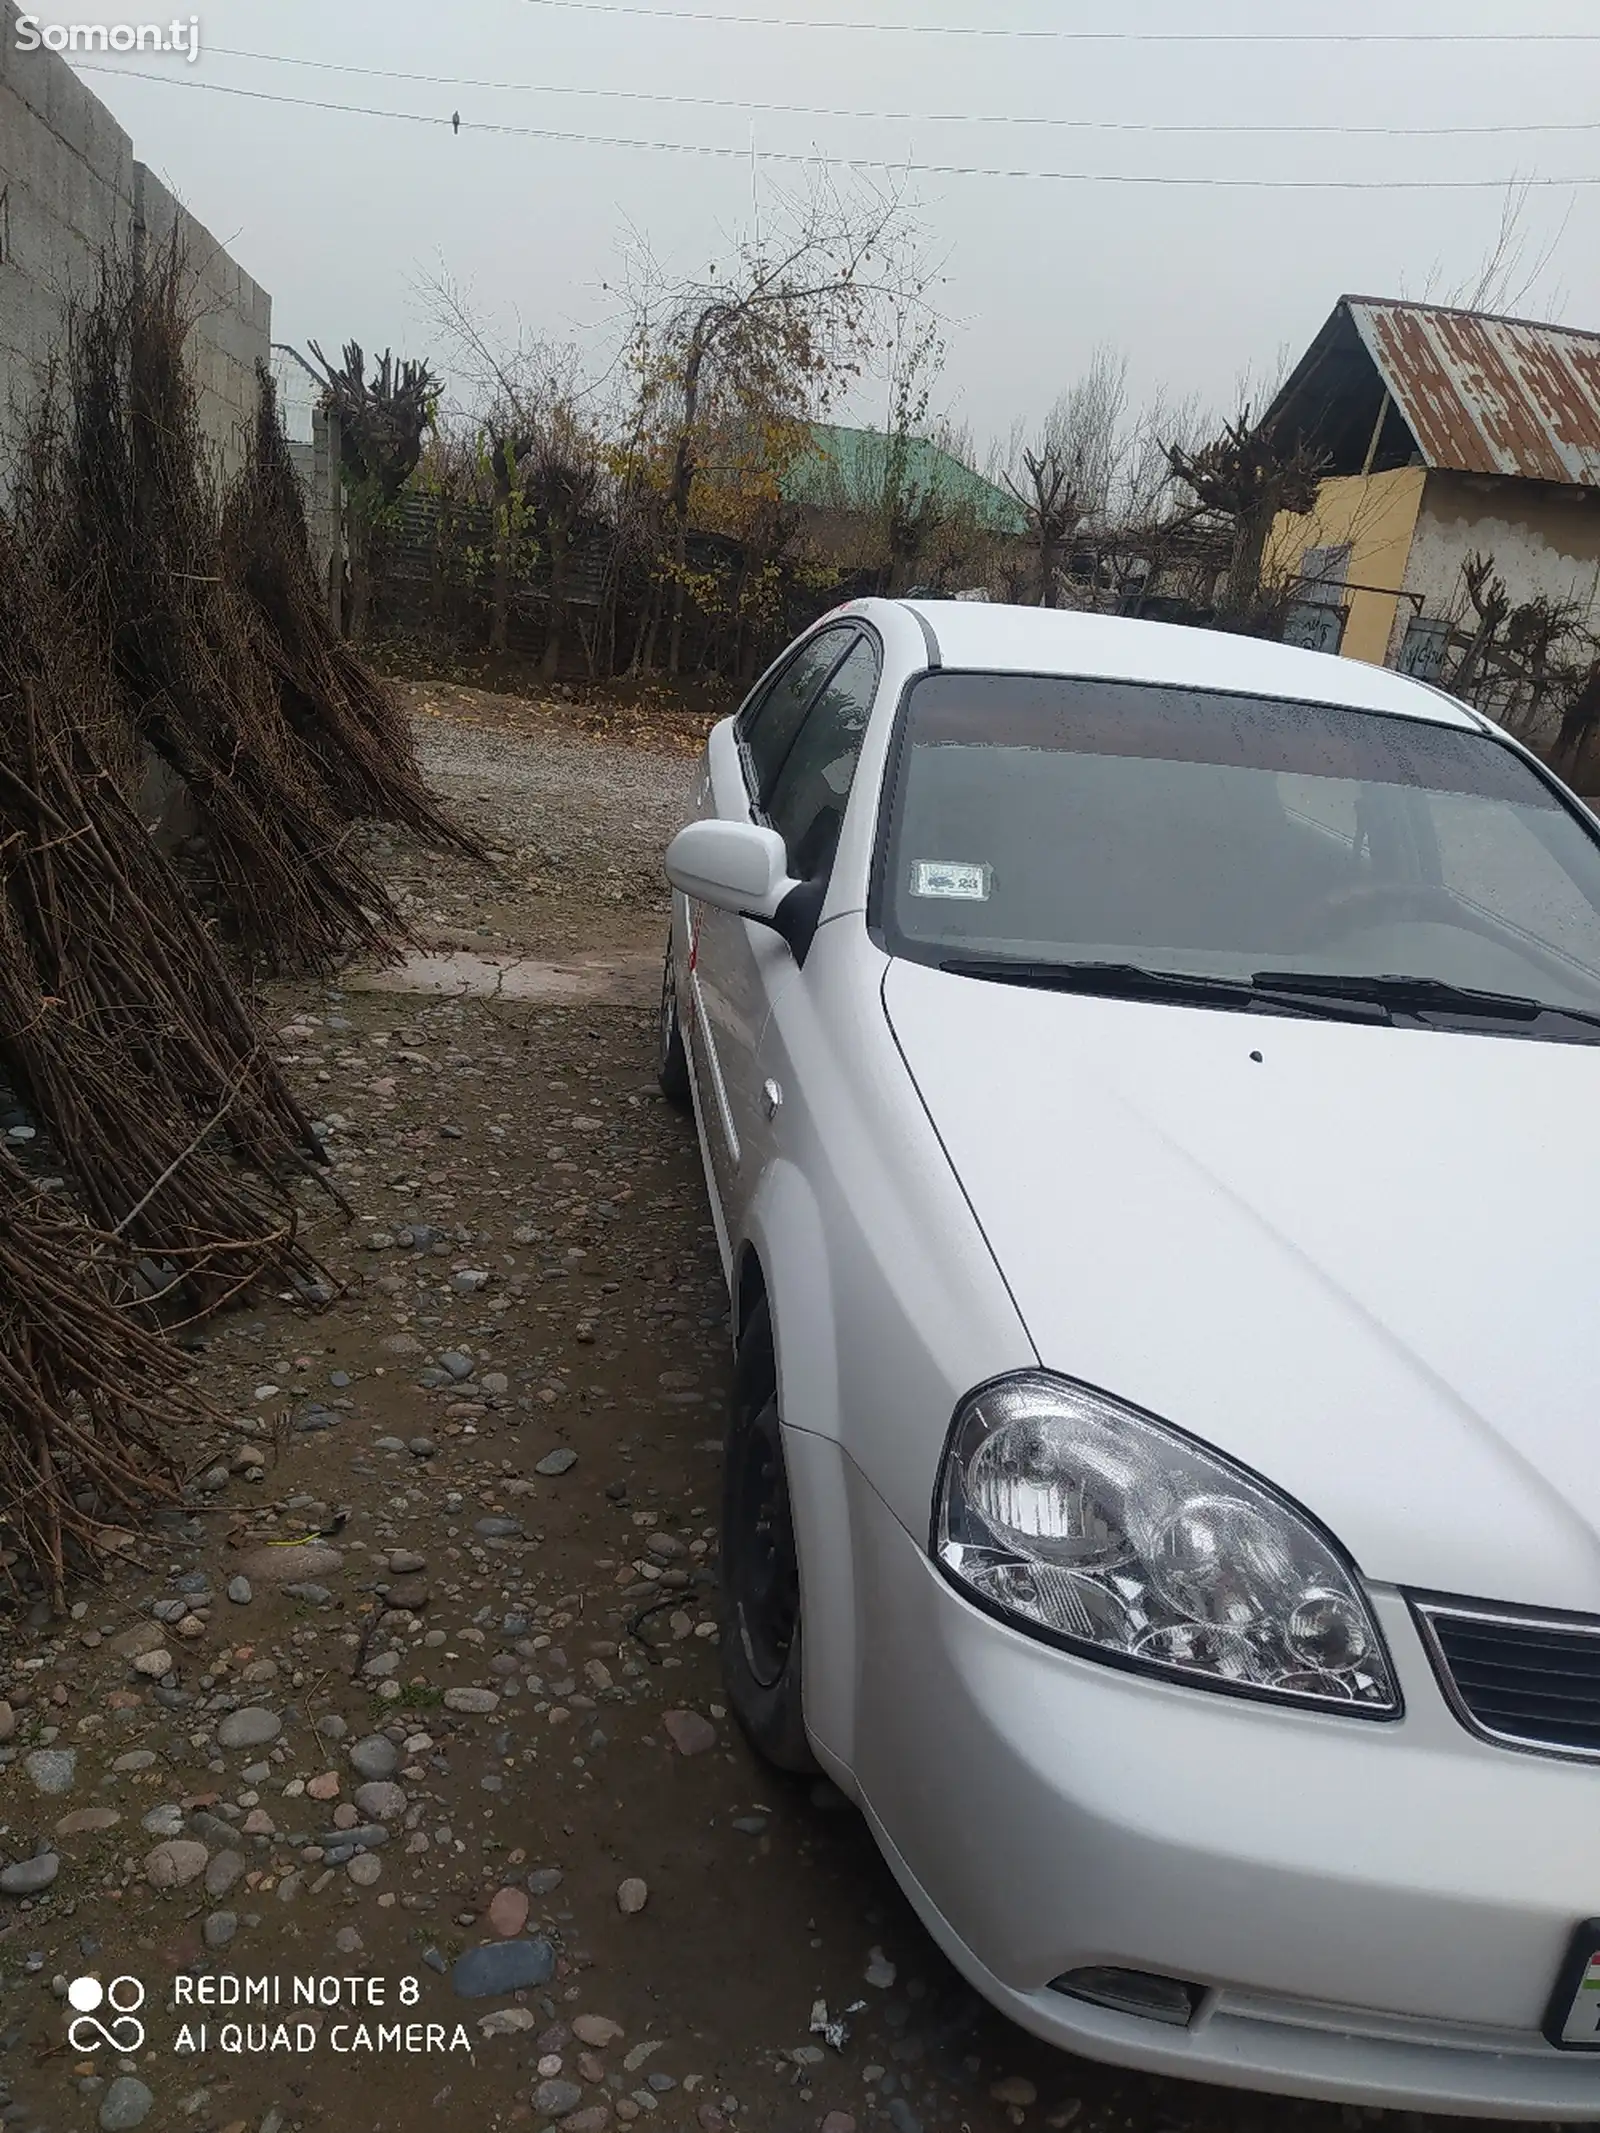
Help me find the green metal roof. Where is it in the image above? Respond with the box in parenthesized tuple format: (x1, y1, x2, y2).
(783, 423, 1027, 535)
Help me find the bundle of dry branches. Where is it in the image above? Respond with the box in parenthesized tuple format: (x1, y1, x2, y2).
(0, 1155, 209, 1612)
(0, 520, 333, 1309)
(224, 368, 481, 854)
(42, 238, 402, 975)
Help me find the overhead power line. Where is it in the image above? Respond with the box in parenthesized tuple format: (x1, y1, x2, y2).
(518, 0, 1600, 39)
(202, 46, 1600, 140)
(76, 66, 1600, 190)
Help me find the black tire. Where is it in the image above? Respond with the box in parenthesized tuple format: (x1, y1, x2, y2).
(720, 1297, 817, 1773)
(657, 933, 692, 1108)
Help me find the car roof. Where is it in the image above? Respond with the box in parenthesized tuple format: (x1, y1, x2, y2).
(840, 598, 1484, 733)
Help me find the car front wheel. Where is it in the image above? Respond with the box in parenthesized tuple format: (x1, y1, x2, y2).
(720, 1296, 816, 1773)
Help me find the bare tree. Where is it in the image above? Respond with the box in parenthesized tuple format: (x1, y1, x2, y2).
(623, 176, 930, 674)
(421, 277, 604, 663)
(1552, 657, 1600, 786)
(1004, 445, 1083, 607)
(872, 307, 948, 595)
(1446, 178, 1573, 318)
(304, 342, 438, 639)
(1448, 551, 1511, 695)
(1167, 407, 1327, 624)
(1043, 345, 1129, 527)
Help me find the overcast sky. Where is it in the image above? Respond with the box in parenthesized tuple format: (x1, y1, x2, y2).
(38, 0, 1600, 457)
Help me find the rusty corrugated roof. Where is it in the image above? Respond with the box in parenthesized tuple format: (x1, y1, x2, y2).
(1344, 298, 1600, 487)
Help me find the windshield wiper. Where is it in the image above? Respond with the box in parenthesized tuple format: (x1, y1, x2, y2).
(938, 958, 1389, 1021)
(1251, 970, 1600, 1034)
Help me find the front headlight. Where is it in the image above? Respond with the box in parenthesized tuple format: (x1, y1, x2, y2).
(934, 1374, 1398, 1715)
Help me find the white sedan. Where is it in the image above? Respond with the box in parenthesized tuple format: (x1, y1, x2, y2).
(658, 598, 1600, 2119)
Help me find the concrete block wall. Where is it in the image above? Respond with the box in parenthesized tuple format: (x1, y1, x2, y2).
(0, 0, 269, 489)
(0, 4, 135, 468)
(133, 164, 270, 478)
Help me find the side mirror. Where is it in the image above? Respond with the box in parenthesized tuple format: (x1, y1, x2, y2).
(664, 820, 798, 922)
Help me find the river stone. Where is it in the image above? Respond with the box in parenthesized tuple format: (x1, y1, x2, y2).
(535, 1448, 578, 1477)
(234, 1543, 343, 1584)
(487, 1884, 529, 1938)
(98, 2077, 154, 2131)
(991, 2078, 1038, 2108)
(572, 2015, 624, 2048)
(216, 1707, 280, 1751)
(662, 1709, 715, 1757)
(473, 1518, 522, 1540)
(616, 1877, 648, 1914)
(354, 1781, 406, 1822)
(146, 1839, 208, 1889)
(443, 1687, 499, 1715)
(0, 1853, 59, 1896)
(478, 2006, 536, 2038)
(348, 1735, 398, 1781)
(55, 1808, 121, 1837)
(451, 1937, 556, 1998)
(204, 1910, 237, 1948)
(25, 1749, 76, 1795)
(110, 1621, 167, 1660)
(347, 1852, 382, 1887)
(187, 1811, 239, 1851)
(204, 1849, 247, 1899)
(533, 2081, 584, 2119)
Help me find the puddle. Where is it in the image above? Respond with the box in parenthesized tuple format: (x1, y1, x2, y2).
(353, 948, 659, 1008)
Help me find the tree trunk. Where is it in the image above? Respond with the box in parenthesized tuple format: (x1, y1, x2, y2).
(539, 510, 571, 683)
(1224, 510, 1271, 619)
(489, 458, 519, 652)
(1553, 664, 1600, 784)
(667, 503, 691, 677)
(666, 335, 709, 680)
(490, 509, 512, 653)
(1038, 534, 1061, 608)
(431, 500, 452, 629)
(346, 508, 372, 641)
(1450, 619, 1498, 700)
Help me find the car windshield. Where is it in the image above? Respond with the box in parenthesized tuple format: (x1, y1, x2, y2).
(880, 671, 1600, 1023)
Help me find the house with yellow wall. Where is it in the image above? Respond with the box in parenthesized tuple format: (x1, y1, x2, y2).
(1263, 297, 1600, 681)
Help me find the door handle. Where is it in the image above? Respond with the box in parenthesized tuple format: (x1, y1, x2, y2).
(761, 1079, 783, 1121)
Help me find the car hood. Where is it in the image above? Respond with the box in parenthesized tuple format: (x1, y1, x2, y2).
(884, 957, 1600, 1611)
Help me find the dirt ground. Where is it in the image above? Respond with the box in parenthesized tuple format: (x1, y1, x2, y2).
(0, 683, 1477, 2133)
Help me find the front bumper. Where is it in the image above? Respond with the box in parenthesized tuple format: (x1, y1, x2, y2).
(832, 1453, 1600, 2118)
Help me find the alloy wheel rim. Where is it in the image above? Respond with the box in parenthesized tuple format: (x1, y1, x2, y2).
(658, 951, 678, 1071)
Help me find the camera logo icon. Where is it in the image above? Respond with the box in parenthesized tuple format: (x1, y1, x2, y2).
(66, 1976, 147, 2053)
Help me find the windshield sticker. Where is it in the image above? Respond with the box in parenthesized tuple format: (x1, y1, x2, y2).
(911, 860, 991, 901)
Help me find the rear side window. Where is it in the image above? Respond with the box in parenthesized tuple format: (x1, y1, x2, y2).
(765, 637, 880, 879)
(741, 629, 854, 799)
